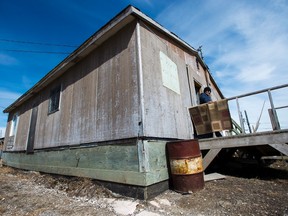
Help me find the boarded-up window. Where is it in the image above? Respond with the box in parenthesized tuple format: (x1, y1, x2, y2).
(160, 51, 180, 94)
(48, 85, 61, 114)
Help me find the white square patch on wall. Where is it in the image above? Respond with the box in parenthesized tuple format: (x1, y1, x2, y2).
(160, 51, 180, 94)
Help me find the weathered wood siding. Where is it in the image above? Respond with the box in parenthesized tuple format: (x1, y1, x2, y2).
(139, 23, 199, 139)
(38, 21, 139, 148)
(4, 18, 224, 152)
(5, 21, 140, 151)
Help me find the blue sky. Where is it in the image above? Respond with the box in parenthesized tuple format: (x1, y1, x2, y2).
(1, 0, 288, 136)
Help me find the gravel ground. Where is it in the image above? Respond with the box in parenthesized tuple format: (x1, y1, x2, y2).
(0, 160, 287, 216)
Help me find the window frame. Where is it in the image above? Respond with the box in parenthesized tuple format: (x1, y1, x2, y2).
(48, 85, 62, 114)
(9, 112, 19, 137)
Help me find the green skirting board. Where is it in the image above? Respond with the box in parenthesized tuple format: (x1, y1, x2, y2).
(2, 139, 170, 199)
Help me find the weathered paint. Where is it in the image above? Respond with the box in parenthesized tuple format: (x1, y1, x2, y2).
(139, 22, 194, 139)
(2, 140, 170, 187)
(169, 157, 203, 175)
(4, 21, 140, 151)
(166, 140, 205, 193)
(3, 16, 223, 152)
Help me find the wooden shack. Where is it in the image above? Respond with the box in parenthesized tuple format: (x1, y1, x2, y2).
(2, 5, 224, 199)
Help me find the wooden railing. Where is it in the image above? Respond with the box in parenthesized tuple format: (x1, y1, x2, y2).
(226, 83, 288, 134)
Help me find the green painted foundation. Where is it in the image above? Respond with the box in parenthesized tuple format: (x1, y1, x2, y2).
(2, 139, 170, 199)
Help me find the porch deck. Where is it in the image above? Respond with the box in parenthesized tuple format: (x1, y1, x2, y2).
(200, 129, 288, 170)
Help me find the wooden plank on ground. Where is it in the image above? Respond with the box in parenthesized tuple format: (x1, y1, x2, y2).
(204, 173, 226, 182)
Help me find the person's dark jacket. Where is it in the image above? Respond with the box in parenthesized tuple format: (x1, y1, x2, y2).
(199, 92, 212, 104)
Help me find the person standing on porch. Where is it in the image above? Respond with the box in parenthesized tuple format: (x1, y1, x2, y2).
(198, 86, 222, 138)
(199, 87, 212, 104)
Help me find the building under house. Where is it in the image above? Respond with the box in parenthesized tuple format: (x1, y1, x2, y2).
(2, 5, 225, 199)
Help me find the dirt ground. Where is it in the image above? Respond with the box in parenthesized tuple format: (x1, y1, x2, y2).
(0, 159, 287, 216)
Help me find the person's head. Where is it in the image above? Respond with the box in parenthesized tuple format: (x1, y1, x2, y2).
(204, 87, 211, 95)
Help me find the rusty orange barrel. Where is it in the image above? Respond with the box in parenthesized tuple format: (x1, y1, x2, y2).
(167, 139, 204, 193)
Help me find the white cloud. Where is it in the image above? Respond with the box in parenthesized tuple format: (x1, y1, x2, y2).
(0, 90, 21, 101)
(0, 53, 18, 65)
(236, 64, 275, 82)
(155, 0, 288, 132)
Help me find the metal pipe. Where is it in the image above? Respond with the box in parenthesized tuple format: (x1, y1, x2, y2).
(186, 65, 194, 105)
(275, 105, 288, 110)
(136, 21, 145, 136)
(226, 83, 288, 101)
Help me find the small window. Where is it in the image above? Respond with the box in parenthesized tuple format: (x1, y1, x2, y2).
(48, 85, 61, 114)
(9, 113, 19, 137)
